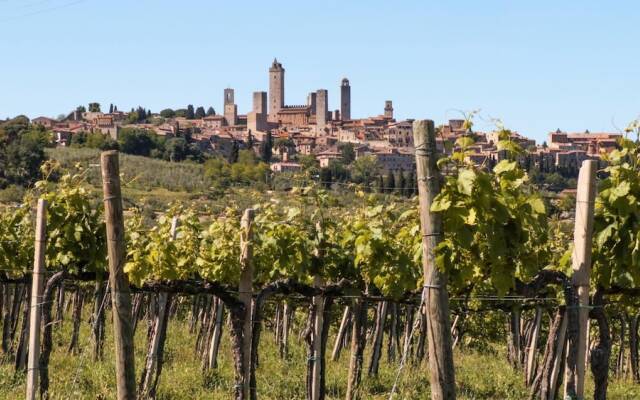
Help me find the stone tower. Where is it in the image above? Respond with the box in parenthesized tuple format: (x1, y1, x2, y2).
(248, 91, 268, 132)
(384, 100, 393, 119)
(340, 78, 351, 121)
(224, 88, 237, 126)
(316, 89, 328, 129)
(307, 92, 317, 115)
(269, 58, 285, 121)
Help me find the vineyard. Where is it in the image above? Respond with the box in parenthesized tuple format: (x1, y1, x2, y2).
(1, 119, 640, 400)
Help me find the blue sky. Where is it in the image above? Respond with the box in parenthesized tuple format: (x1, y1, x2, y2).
(0, 0, 638, 142)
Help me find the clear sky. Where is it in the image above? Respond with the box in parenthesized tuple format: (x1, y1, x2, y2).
(1, 0, 638, 142)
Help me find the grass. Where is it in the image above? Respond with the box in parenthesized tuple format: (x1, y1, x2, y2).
(45, 147, 208, 194)
(1, 301, 638, 399)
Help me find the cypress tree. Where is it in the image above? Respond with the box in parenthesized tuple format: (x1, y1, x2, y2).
(206, 106, 216, 116)
(405, 170, 416, 197)
(376, 175, 384, 193)
(186, 104, 195, 119)
(320, 167, 332, 189)
(229, 141, 239, 163)
(395, 169, 405, 195)
(384, 170, 395, 193)
(109, 103, 114, 113)
(260, 132, 273, 162)
(195, 106, 206, 119)
(247, 130, 255, 151)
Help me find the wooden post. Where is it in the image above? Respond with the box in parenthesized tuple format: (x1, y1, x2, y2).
(368, 301, 388, 376)
(239, 208, 255, 400)
(564, 160, 597, 400)
(550, 312, 568, 398)
(26, 199, 46, 400)
(101, 150, 137, 400)
(413, 119, 456, 400)
(526, 306, 543, 385)
(311, 275, 324, 400)
(139, 217, 177, 398)
(207, 297, 224, 369)
(332, 306, 351, 361)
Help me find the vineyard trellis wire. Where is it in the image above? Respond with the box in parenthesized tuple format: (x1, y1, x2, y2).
(3, 119, 640, 399)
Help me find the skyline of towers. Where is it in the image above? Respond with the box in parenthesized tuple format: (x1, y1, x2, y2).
(222, 59, 393, 129)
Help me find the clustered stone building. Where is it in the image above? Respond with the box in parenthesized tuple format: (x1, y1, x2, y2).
(33, 59, 623, 176)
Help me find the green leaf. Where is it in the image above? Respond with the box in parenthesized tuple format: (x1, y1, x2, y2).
(493, 160, 516, 175)
(527, 197, 546, 214)
(431, 195, 452, 212)
(457, 169, 476, 196)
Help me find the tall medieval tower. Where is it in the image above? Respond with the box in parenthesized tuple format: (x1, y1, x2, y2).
(224, 88, 237, 126)
(340, 78, 351, 121)
(384, 100, 394, 119)
(269, 58, 284, 121)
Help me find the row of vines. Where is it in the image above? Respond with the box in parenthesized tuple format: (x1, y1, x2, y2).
(1, 119, 640, 399)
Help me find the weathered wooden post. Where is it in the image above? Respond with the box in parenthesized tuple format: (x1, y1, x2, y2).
(525, 306, 542, 385)
(26, 199, 46, 400)
(413, 119, 456, 400)
(101, 150, 137, 400)
(332, 306, 351, 361)
(310, 276, 324, 400)
(564, 159, 597, 399)
(239, 208, 255, 400)
(139, 217, 178, 398)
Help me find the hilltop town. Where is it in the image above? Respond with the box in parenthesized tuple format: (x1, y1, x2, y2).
(26, 59, 621, 185)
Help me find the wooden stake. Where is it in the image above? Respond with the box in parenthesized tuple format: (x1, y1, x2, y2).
(239, 208, 255, 400)
(26, 199, 46, 400)
(526, 306, 543, 385)
(564, 160, 597, 399)
(332, 306, 351, 361)
(207, 297, 224, 369)
(139, 217, 178, 398)
(311, 275, 324, 400)
(413, 119, 456, 400)
(101, 150, 137, 400)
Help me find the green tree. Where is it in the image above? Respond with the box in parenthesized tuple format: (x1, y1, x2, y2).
(195, 106, 206, 119)
(319, 167, 332, 188)
(229, 141, 239, 163)
(384, 170, 395, 193)
(376, 175, 384, 193)
(246, 130, 255, 150)
(117, 128, 157, 157)
(88, 102, 101, 112)
(260, 132, 273, 163)
(338, 142, 356, 164)
(0, 117, 47, 188)
(327, 160, 349, 182)
(164, 137, 189, 162)
(69, 131, 88, 147)
(395, 169, 405, 195)
(109, 104, 114, 113)
(350, 155, 380, 190)
(160, 109, 176, 118)
(206, 107, 216, 116)
(404, 169, 415, 196)
(186, 105, 195, 120)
